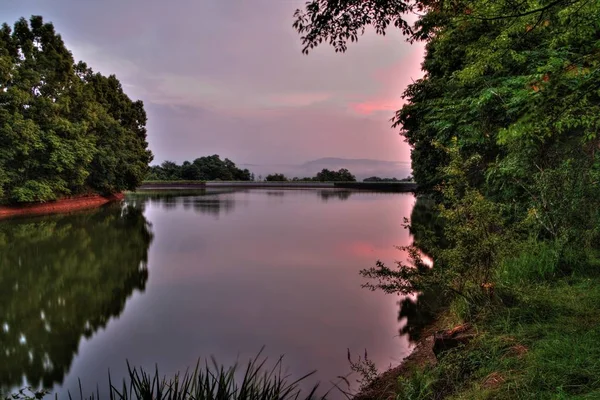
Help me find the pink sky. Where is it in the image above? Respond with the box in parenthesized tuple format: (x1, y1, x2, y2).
(5, 0, 424, 165)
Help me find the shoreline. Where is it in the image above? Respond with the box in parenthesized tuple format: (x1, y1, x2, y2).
(139, 181, 418, 192)
(0, 193, 124, 219)
(353, 316, 444, 400)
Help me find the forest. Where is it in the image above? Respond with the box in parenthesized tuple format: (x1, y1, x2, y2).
(0, 16, 152, 204)
(294, 0, 600, 397)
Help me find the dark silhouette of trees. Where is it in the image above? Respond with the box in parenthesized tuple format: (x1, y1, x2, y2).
(265, 173, 288, 182)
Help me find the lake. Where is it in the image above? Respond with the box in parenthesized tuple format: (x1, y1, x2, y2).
(0, 188, 419, 398)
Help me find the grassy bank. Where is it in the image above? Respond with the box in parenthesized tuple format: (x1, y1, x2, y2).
(391, 261, 600, 399)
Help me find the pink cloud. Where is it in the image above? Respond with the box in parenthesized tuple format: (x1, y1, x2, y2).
(350, 100, 403, 116)
(347, 43, 425, 116)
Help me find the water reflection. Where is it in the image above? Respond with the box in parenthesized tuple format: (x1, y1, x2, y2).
(0, 190, 417, 400)
(130, 189, 354, 215)
(0, 203, 153, 390)
(396, 196, 447, 344)
(131, 190, 238, 217)
(317, 190, 352, 202)
(397, 289, 446, 343)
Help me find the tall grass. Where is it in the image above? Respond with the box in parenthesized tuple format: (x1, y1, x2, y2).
(4, 352, 332, 400)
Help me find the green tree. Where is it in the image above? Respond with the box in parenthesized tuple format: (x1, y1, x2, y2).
(265, 173, 288, 182)
(314, 168, 356, 182)
(146, 155, 252, 182)
(0, 16, 152, 203)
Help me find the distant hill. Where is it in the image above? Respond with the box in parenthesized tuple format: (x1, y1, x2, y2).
(241, 158, 412, 181)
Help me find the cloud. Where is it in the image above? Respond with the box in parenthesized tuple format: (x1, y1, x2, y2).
(350, 101, 400, 116)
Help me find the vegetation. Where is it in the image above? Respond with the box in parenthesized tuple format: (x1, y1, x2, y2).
(295, 0, 600, 398)
(146, 156, 252, 182)
(1, 352, 327, 400)
(313, 168, 356, 182)
(265, 173, 288, 182)
(0, 16, 152, 204)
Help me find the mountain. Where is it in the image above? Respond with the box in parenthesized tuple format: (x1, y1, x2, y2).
(240, 158, 412, 181)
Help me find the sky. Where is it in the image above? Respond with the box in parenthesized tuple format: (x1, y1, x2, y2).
(3, 0, 424, 166)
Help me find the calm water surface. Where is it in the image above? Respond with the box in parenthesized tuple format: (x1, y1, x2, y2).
(0, 188, 418, 397)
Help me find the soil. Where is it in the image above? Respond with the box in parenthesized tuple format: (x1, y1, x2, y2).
(0, 193, 124, 219)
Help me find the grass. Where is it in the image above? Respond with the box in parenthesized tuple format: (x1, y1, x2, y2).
(3, 352, 332, 400)
(395, 255, 600, 399)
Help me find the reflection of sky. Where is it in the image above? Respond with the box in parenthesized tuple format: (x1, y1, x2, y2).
(53, 190, 416, 399)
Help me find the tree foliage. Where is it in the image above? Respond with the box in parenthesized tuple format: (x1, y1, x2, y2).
(0, 16, 152, 203)
(265, 173, 288, 182)
(314, 168, 356, 182)
(294, 0, 600, 302)
(146, 155, 252, 181)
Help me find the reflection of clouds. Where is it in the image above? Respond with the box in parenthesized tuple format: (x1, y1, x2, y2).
(343, 241, 407, 262)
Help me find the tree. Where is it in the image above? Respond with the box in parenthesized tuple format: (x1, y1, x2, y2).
(265, 173, 288, 182)
(0, 16, 152, 203)
(145, 155, 253, 182)
(314, 168, 356, 182)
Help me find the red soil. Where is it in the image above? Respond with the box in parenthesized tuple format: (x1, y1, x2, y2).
(0, 193, 124, 219)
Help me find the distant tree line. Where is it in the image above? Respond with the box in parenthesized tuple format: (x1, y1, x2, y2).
(146, 155, 253, 181)
(363, 176, 414, 182)
(0, 16, 152, 204)
(265, 168, 356, 182)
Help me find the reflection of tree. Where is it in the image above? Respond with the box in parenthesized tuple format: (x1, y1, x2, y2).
(186, 198, 235, 216)
(130, 191, 238, 216)
(397, 196, 448, 343)
(408, 196, 446, 258)
(397, 287, 447, 343)
(0, 203, 153, 390)
(317, 190, 352, 202)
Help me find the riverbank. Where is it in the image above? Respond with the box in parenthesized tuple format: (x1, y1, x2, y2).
(0, 193, 124, 219)
(357, 271, 600, 399)
(139, 181, 418, 192)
